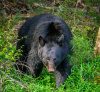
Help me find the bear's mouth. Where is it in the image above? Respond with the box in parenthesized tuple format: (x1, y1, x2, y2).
(48, 68, 55, 74)
(49, 72, 54, 74)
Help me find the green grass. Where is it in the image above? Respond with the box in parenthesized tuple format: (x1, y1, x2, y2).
(0, 0, 100, 91)
(1, 58, 100, 92)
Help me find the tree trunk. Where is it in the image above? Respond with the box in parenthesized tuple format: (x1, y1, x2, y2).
(94, 27, 100, 56)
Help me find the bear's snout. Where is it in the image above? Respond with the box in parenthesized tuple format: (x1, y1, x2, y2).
(46, 61, 55, 74)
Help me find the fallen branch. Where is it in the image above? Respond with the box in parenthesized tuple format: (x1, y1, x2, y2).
(32, 3, 53, 9)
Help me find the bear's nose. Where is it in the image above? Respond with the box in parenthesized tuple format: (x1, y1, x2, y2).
(47, 61, 55, 74)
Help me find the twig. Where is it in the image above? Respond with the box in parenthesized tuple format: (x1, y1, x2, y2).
(4, 83, 15, 92)
(0, 70, 27, 88)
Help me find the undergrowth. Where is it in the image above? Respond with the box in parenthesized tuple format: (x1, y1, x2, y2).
(0, 0, 100, 92)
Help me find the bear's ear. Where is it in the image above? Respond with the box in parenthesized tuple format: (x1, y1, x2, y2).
(49, 22, 61, 30)
(54, 22, 61, 30)
(58, 34, 64, 47)
(39, 36, 46, 46)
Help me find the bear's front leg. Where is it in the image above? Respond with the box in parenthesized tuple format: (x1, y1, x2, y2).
(26, 49, 43, 77)
(55, 61, 72, 88)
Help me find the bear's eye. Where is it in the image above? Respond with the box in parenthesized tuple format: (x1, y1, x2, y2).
(58, 41, 62, 47)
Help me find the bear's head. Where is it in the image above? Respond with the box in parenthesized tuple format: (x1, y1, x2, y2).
(38, 22, 65, 74)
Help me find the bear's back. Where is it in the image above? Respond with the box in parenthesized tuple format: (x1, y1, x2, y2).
(18, 14, 62, 37)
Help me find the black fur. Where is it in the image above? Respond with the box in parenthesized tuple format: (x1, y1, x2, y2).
(16, 14, 72, 88)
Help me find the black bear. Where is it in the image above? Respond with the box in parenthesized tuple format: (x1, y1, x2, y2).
(16, 14, 72, 88)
